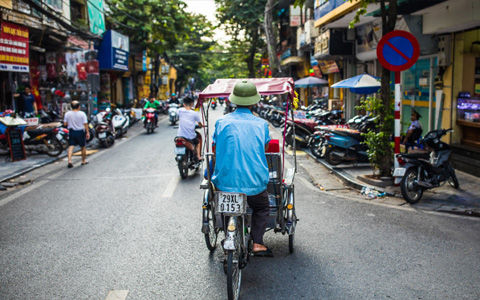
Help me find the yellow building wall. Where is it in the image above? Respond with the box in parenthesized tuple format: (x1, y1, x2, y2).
(451, 29, 480, 144)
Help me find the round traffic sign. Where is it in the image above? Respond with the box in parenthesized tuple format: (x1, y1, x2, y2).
(377, 30, 420, 72)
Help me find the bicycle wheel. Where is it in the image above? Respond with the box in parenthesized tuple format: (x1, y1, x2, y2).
(227, 250, 242, 300)
(204, 207, 218, 251)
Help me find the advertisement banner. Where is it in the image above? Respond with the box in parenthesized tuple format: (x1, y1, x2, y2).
(87, 0, 105, 35)
(318, 60, 339, 74)
(0, 21, 29, 72)
(98, 30, 129, 71)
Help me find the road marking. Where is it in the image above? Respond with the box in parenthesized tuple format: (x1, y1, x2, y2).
(0, 180, 48, 208)
(104, 290, 128, 300)
(162, 176, 180, 198)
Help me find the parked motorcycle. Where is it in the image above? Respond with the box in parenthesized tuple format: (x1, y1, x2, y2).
(110, 108, 129, 138)
(93, 113, 115, 148)
(394, 128, 459, 204)
(174, 136, 201, 179)
(0, 126, 63, 157)
(144, 108, 156, 134)
(52, 126, 69, 150)
(169, 103, 179, 125)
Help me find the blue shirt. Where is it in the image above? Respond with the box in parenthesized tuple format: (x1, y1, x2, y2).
(22, 93, 35, 113)
(212, 107, 271, 196)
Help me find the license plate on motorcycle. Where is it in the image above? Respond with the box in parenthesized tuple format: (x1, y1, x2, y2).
(393, 168, 406, 177)
(98, 132, 107, 139)
(215, 192, 247, 215)
(175, 147, 186, 155)
(56, 133, 63, 141)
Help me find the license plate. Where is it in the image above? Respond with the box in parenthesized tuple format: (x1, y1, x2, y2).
(215, 192, 247, 215)
(56, 133, 63, 140)
(393, 168, 406, 177)
(98, 132, 106, 139)
(175, 147, 186, 155)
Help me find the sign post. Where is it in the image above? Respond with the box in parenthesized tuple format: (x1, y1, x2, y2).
(376, 30, 420, 169)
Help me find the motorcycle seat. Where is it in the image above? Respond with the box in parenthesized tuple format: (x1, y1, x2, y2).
(401, 152, 430, 159)
(25, 128, 53, 137)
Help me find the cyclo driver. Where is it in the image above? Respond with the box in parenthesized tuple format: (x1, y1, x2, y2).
(212, 80, 273, 257)
(143, 94, 161, 127)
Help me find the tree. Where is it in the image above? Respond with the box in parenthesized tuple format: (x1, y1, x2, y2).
(169, 14, 216, 91)
(215, 0, 267, 78)
(106, 0, 191, 54)
(264, 0, 282, 77)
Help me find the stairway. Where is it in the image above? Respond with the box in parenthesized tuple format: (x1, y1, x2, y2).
(451, 144, 480, 177)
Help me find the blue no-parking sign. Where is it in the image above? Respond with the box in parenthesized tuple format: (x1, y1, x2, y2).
(376, 30, 420, 72)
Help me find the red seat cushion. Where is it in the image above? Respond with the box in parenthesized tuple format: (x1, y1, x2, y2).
(266, 139, 280, 153)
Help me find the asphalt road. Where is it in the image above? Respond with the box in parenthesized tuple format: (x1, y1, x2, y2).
(1, 106, 479, 300)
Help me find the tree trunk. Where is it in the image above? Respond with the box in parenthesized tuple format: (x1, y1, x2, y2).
(264, 0, 281, 77)
(246, 30, 259, 78)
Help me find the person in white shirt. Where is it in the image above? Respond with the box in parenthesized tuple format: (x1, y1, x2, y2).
(177, 97, 204, 162)
(63, 101, 90, 168)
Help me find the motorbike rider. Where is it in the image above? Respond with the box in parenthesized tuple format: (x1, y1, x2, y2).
(211, 80, 273, 257)
(143, 94, 161, 127)
(177, 97, 203, 162)
(168, 93, 180, 105)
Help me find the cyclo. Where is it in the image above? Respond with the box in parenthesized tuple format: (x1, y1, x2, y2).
(197, 78, 299, 300)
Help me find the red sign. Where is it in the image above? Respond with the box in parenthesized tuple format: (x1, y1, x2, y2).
(0, 21, 29, 72)
(377, 30, 419, 72)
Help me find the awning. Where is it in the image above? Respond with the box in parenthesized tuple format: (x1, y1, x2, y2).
(198, 78, 295, 100)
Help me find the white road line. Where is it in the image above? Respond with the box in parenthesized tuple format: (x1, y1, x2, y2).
(104, 290, 129, 300)
(162, 176, 180, 198)
(0, 180, 48, 208)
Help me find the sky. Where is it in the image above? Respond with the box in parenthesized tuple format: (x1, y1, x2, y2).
(183, 0, 228, 43)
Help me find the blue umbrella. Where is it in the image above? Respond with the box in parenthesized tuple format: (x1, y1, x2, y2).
(331, 74, 381, 94)
(294, 76, 328, 88)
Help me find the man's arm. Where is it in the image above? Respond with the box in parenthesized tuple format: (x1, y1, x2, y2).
(84, 123, 90, 139)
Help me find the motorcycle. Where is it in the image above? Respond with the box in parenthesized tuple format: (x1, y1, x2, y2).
(52, 126, 69, 150)
(394, 128, 459, 204)
(211, 100, 217, 110)
(169, 103, 179, 125)
(93, 113, 115, 148)
(174, 136, 201, 179)
(0, 126, 63, 157)
(144, 108, 156, 134)
(111, 108, 129, 138)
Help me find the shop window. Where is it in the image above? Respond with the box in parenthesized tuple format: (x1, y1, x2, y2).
(45, 0, 62, 11)
(71, 0, 88, 30)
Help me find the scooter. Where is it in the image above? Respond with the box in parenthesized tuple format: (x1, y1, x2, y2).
(174, 136, 201, 179)
(1, 126, 64, 157)
(93, 113, 115, 148)
(394, 128, 459, 204)
(111, 108, 129, 138)
(144, 108, 156, 134)
(169, 103, 179, 125)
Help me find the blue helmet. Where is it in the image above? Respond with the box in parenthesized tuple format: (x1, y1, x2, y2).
(171, 93, 176, 96)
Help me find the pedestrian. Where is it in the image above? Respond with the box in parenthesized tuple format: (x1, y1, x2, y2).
(63, 101, 90, 168)
(401, 110, 423, 146)
(15, 86, 37, 117)
(212, 80, 273, 257)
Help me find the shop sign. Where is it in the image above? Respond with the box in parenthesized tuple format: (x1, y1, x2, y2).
(310, 55, 318, 66)
(281, 49, 292, 61)
(24, 118, 39, 126)
(87, 0, 105, 35)
(290, 5, 301, 27)
(318, 60, 339, 74)
(0, 21, 29, 72)
(98, 30, 129, 71)
(142, 50, 147, 71)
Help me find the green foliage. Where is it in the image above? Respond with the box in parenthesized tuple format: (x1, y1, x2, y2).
(215, 0, 267, 77)
(169, 14, 216, 90)
(106, 0, 191, 54)
(356, 96, 394, 176)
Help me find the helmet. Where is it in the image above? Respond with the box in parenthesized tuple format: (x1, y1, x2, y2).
(171, 93, 176, 96)
(229, 80, 260, 106)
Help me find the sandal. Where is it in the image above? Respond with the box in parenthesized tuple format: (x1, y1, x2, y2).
(81, 161, 89, 165)
(252, 247, 274, 257)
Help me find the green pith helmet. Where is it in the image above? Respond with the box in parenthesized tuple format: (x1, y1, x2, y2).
(229, 80, 261, 106)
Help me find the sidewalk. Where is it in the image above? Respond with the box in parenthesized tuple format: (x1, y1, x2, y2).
(303, 148, 480, 217)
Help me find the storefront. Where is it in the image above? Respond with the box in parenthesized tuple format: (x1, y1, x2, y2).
(98, 30, 129, 111)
